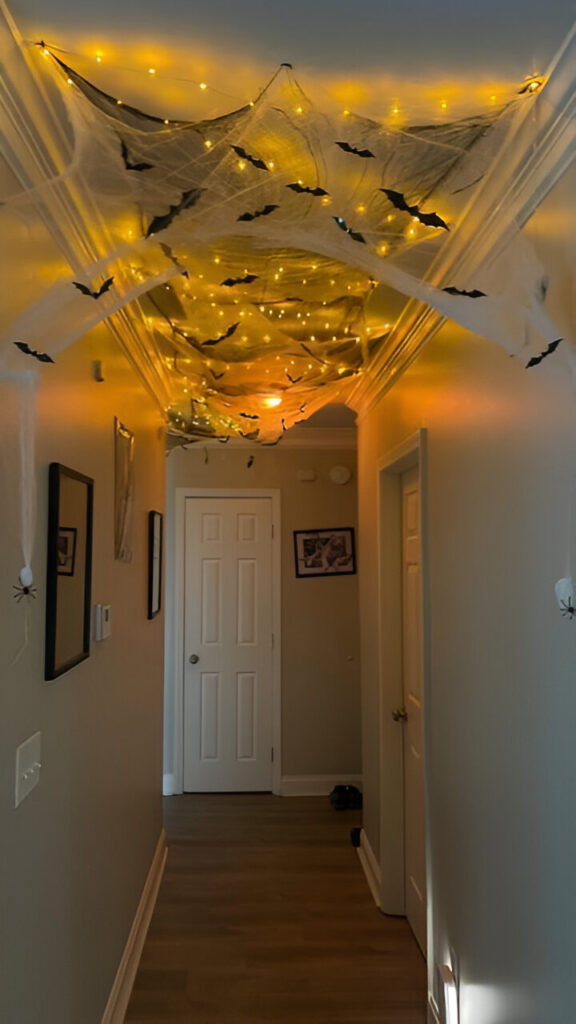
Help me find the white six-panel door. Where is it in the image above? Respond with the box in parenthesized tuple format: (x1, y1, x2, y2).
(401, 466, 427, 955)
(183, 497, 274, 791)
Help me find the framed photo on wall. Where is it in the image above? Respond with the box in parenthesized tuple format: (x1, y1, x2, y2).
(294, 527, 356, 578)
(148, 510, 163, 618)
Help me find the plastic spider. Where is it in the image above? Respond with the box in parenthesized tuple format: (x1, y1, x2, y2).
(559, 598, 575, 619)
(12, 583, 37, 603)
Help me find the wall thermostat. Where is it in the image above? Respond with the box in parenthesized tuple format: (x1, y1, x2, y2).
(329, 465, 352, 485)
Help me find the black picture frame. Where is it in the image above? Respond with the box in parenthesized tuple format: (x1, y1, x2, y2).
(45, 463, 94, 680)
(147, 510, 163, 619)
(57, 527, 77, 576)
(294, 527, 356, 578)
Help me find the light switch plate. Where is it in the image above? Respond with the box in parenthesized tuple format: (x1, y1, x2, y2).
(15, 731, 41, 808)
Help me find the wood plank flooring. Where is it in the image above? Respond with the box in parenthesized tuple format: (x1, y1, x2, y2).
(125, 795, 426, 1024)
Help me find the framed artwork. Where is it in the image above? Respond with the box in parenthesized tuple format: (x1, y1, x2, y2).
(114, 417, 134, 563)
(294, 527, 356, 578)
(45, 463, 94, 680)
(148, 510, 163, 619)
(57, 527, 77, 576)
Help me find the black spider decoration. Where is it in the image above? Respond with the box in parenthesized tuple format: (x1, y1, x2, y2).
(559, 598, 575, 619)
(13, 582, 37, 603)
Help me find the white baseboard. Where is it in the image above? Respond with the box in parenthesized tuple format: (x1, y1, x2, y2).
(280, 774, 363, 797)
(428, 995, 441, 1023)
(162, 773, 175, 796)
(356, 827, 381, 909)
(101, 829, 167, 1024)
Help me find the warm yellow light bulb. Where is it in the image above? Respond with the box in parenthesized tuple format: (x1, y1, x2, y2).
(148, 68, 156, 75)
(200, 82, 207, 90)
(204, 139, 213, 149)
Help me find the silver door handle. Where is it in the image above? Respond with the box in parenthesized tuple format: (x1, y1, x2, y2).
(189, 654, 200, 664)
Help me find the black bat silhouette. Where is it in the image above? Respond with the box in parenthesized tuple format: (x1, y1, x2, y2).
(146, 187, 204, 238)
(335, 141, 375, 159)
(237, 204, 279, 222)
(239, 412, 260, 420)
(526, 338, 562, 368)
(380, 189, 449, 230)
(120, 140, 153, 172)
(286, 183, 329, 197)
(221, 274, 259, 287)
(201, 322, 239, 347)
(241, 429, 260, 441)
(285, 371, 303, 384)
(73, 276, 114, 299)
(281, 419, 287, 432)
(209, 369, 226, 381)
(13, 341, 54, 363)
(231, 145, 269, 171)
(160, 243, 189, 277)
(247, 454, 254, 467)
(442, 286, 486, 298)
(333, 216, 366, 244)
(301, 343, 329, 365)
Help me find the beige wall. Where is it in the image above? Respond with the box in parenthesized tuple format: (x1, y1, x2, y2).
(357, 168, 576, 1021)
(0, 325, 165, 1023)
(165, 443, 361, 782)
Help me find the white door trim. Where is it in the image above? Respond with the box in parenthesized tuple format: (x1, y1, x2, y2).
(376, 430, 433, 973)
(173, 488, 282, 796)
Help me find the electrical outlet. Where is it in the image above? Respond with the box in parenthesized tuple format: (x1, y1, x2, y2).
(94, 604, 112, 641)
(15, 731, 41, 808)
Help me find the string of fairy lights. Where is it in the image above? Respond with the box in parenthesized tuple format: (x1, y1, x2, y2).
(33, 39, 544, 124)
(25, 40, 544, 443)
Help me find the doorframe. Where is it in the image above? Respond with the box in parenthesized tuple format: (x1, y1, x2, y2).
(376, 429, 433, 963)
(172, 488, 282, 796)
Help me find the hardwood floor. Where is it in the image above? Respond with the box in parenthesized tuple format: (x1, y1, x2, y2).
(125, 795, 427, 1023)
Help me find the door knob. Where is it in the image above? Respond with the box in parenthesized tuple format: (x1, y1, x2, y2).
(189, 654, 200, 664)
(392, 706, 408, 722)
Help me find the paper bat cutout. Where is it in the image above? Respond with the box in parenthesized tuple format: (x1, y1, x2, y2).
(525, 338, 562, 368)
(209, 369, 226, 380)
(286, 371, 303, 383)
(146, 187, 204, 238)
(281, 419, 287, 431)
(120, 140, 153, 172)
(442, 286, 486, 298)
(231, 145, 269, 171)
(13, 340, 54, 364)
(379, 189, 449, 230)
(301, 343, 329, 365)
(286, 183, 329, 197)
(335, 141, 375, 159)
(221, 274, 259, 287)
(201, 322, 239, 346)
(241, 429, 260, 441)
(73, 276, 114, 299)
(237, 204, 279, 222)
(159, 243, 189, 277)
(333, 216, 366, 244)
(239, 412, 260, 420)
(247, 455, 254, 467)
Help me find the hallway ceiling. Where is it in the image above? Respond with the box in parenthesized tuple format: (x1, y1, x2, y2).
(2, 2, 574, 443)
